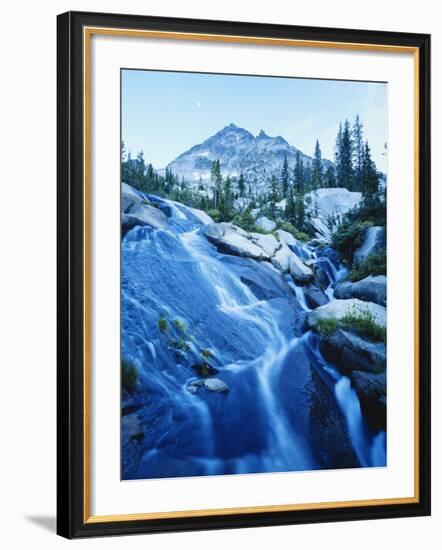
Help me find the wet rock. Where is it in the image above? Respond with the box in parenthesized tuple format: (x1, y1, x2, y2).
(204, 378, 229, 392)
(124, 203, 170, 231)
(187, 377, 229, 394)
(316, 246, 341, 268)
(314, 257, 334, 288)
(354, 226, 385, 265)
(304, 284, 329, 309)
(184, 206, 214, 225)
(351, 371, 386, 430)
(319, 329, 386, 375)
(276, 342, 360, 469)
(204, 223, 271, 260)
(220, 255, 300, 304)
(289, 252, 315, 285)
(334, 275, 387, 306)
(271, 244, 314, 284)
(307, 299, 387, 329)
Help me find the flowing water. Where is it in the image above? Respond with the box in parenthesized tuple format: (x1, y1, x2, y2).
(121, 194, 386, 479)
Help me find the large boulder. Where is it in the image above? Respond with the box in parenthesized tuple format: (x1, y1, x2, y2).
(124, 202, 169, 232)
(305, 188, 362, 241)
(203, 223, 271, 260)
(319, 328, 386, 375)
(185, 206, 214, 225)
(271, 244, 314, 284)
(314, 257, 334, 288)
(255, 216, 276, 232)
(307, 298, 386, 330)
(289, 252, 315, 284)
(275, 229, 298, 247)
(334, 275, 387, 306)
(249, 232, 281, 256)
(351, 371, 386, 430)
(304, 284, 329, 309)
(354, 226, 385, 265)
(122, 182, 143, 212)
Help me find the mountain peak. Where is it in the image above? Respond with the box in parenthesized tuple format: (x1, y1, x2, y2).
(167, 123, 333, 191)
(217, 123, 250, 136)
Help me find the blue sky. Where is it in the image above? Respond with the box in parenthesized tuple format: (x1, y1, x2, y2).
(122, 69, 387, 172)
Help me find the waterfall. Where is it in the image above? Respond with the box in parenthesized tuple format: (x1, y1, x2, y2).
(121, 195, 386, 479)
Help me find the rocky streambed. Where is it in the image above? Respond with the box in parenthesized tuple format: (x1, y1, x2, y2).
(121, 183, 387, 479)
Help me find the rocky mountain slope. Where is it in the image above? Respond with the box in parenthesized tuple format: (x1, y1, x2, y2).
(166, 123, 332, 192)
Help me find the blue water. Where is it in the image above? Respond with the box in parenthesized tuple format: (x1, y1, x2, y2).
(121, 194, 386, 479)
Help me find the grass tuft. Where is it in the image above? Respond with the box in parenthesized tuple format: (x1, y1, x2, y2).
(122, 358, 138, 393)
(347, 251, 386, 282)
(157, 316, 168, 334)
(315, 309, 386, 343)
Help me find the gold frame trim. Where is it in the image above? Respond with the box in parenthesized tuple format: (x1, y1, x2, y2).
(83, 26, 420, 524)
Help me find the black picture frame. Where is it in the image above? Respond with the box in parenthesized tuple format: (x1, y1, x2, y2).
(57, 10, 431, 539)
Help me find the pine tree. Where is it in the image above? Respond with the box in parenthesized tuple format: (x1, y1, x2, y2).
(293, 151, 305, 194)
(361, 141, 379, 206)
(136, 150, 145, 175)
(281, 155, 290, 197)
(220, 175, 233, 220)
(269, 175, 280, 219)
(353, 115, 364, 191)
(304, 162, 312, 192)
(210, 159, 222, 209)
(285, 189, 296, 223)
(311, 140, 323, 190)
(335, 120, 354, 190)
(324, 165, 336, 188)
(294, 192, 306, 230)
(238, 172, 246, 197)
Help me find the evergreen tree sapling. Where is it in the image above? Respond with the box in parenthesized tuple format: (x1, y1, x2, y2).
(353, 115, 364, 191)
(281, 155, 290, 197)
(311, 140, 323, 189)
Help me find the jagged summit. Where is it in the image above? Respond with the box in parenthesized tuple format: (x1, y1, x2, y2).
(167, 123, 332, 192)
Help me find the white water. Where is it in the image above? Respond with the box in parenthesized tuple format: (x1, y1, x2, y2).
(122, 195, 386, 479)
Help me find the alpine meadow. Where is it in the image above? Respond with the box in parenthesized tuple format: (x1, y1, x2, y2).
(120, 70, 387, 480)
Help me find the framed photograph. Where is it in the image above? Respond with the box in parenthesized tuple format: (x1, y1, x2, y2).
(57, 11, 431, 538)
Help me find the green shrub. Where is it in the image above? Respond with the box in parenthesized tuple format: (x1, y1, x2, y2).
(314, 309, 386, 343)
(172, 318, 187, 334)
(191, 362, 217, 377)
(277, 221, 310, 242)
(332, 220, 373, 263)
(207, 208, 222, 222)
(170, 339, 190, 352)
(201, 348, 213, 359)
(157, 316, 168, 333)
(122, 359, 138, 393)
(315, 317, 339, 337)
(346, 198, 386, 227)
(348, 250, 386, 282)
(232, 208, 257, 232)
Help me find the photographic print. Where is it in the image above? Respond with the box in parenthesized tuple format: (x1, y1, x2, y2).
(120, 69, 387, 481)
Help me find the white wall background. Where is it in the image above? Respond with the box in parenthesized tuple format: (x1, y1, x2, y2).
(0, 0, 439, 548)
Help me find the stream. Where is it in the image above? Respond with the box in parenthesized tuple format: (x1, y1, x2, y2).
(121, 194, 386, 479)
